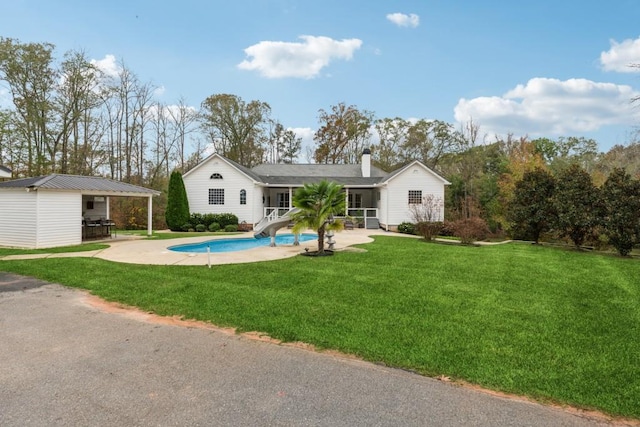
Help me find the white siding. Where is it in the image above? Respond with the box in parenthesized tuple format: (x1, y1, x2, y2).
(0, 189, 38, 248)
(384, 165, 446, 227)
(183, 158, 257, 224)
(82, 195, 108, 220)
(35, 191, 82, 248)
(252, 185, 267, 224)
(378, 188, 388, 227)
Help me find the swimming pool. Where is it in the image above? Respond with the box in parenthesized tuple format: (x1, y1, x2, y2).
(168, 233, 317, 253)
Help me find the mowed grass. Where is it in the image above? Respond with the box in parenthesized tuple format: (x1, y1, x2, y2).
(0, 242, 108, 256)
(1, 236, 639, 418)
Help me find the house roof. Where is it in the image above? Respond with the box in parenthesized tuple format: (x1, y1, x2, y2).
(257, 175, 384, 186)
(381, 160, 451, 185)
(183, 153, 264, 182)
(251, 163, 387, 186)
(0, 165, 11, 177)
(252, 163, 387, 178)
(185, 153, 450, 188)
(0, 174, 160, 195)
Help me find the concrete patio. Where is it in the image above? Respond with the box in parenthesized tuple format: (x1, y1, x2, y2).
(1, 228, 398, 266)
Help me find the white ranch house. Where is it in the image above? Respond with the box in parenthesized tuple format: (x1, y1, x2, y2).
(0, 174, 160, 249)
(183, 150, 450, 231)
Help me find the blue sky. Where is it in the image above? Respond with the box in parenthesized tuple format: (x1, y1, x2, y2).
(2, 0, 640, 154)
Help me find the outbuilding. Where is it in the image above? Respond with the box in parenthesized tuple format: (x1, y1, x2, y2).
(0, 174, 160, 249)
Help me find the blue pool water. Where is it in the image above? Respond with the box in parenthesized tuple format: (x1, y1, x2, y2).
(168, 233, 317, 253)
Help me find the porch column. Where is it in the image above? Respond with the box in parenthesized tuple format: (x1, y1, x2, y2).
(106, 196, 110, 219)
(147, 196, 153, 237)
(345, 188, 349, 216)
(289, 187, 293, 209)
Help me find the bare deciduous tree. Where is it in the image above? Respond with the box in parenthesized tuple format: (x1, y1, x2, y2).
(409, 194, 444, 240)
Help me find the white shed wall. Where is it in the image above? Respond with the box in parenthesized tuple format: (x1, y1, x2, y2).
(35, 191, 82, 248)
(384, 166, 446, 227)
(0, 189, 38, 248)
(183, 158, 257, 224)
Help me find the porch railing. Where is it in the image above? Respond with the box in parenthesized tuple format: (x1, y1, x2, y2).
(263, 207, 292, 218)
(341, 208, 379, 228)
(262, 207, 379, 228)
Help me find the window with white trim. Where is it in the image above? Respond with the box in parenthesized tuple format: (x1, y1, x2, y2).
(209, 188, 225, 205)
(240, 189, 246, 205)
(408, 190, 422, 204)
(348, 193, 362, 208)
(210, 173, 223, 179)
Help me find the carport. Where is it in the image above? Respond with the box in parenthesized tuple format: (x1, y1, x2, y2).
(0, 174, 160, 249)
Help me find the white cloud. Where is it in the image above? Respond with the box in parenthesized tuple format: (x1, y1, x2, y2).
(90, 54, 121, 78)
(153, 85, 166, 97)
(454, 77, 640, 139)
(238, 35, 363, 79)
(600, 37, 640, 73)
(386, 13, 420, 28)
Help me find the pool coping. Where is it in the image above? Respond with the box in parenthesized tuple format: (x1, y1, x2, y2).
(166, 233, 319, 254)
(92, 228, 399, 266)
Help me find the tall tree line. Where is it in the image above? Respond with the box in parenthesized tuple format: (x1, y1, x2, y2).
(0, 38, 204, 183)
(2, 38, 639, 236)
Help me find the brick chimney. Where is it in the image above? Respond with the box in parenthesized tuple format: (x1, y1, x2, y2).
(361, 148, 371, 178)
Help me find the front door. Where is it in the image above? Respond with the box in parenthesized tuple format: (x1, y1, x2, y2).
(276, 192, 290, 208)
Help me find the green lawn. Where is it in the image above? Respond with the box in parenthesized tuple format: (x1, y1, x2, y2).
(0, 242, 109, 256)
(1, 236, 638, 419)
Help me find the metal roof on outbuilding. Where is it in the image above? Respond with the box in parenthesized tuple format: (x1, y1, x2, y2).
(0, 174, 160, 195)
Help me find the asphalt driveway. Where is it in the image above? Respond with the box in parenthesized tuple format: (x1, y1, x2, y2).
(0, 272, 618, 426)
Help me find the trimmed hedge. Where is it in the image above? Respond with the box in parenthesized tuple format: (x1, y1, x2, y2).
(397, 222, 415, 234)
(189, 213, 239, 229)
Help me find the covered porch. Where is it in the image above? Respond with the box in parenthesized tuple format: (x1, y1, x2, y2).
(261, 186, 380, 229)
(82, 195, 116, 240)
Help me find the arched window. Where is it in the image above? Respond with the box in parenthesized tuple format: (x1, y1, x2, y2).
(210, 173, 223, 179)
(240, 189, 247, 205)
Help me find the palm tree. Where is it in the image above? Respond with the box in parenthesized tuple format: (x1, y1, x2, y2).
(291, 180, 346, 254)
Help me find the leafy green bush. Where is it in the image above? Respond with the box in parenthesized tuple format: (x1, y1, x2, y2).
(188, 213, 239, 228)
(217, 213, 239, 228)
(195, 224, 206, 232)
(224, 224, 238, 232)
(397, 222, 415, 234)
(181, 223, 193, 232)
(189, 213, 204, 227)
(202, 213, 217, 227)
(165, 171, 190, 231)
(208, 222, 221, 232)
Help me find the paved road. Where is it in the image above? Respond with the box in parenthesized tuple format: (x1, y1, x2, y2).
(0, 272, 618, 426)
